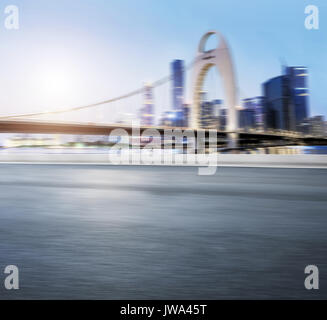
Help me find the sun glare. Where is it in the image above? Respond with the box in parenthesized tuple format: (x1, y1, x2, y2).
(38, 68, 74, 99)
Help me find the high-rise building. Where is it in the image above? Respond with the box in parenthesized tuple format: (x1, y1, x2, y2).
(239, 108, 256, 131)
(285, 67, 309, 128)
(200, 102, 216, 129)
(160, 110, 184, 127)
(219, 107, 227, 131)
(242, 97, 264, 130)
(297, 118, 311, 135)
(309, 116, 325, 136)
(182, 103, 190, 128)
(263, 75, 295, 131)
(211, 99, 223, 118)
(171, 60, 185, 111)
(199, 99, 226, 131)
(140, 83, 155, 126)
(298, 116, 326, 136)
(200, 99, 221, 129)
(263, 67, 310, 132)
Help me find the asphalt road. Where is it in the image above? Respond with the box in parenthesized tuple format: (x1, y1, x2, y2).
(0, 164, 326, 299)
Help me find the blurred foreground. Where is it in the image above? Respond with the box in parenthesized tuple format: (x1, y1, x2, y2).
(0, 165, 326, 299)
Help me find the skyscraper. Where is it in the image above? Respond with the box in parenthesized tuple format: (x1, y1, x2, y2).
(171, 60, 185, 110)
(160, 110, 184, 127)
(309, 116, 325, 136)
(263, 76, 294, 131)
(263, 66, 310, 132)
(219, 107, 227, 131)
(242, 97, 264, 130)
(182, 103, 190, 128)
(200, 102, 217, 129)
(239, 107, 256, 131)
(200, 99, 221, 129)
(140, 83, 155, 126)
(285, 67, 309, 128)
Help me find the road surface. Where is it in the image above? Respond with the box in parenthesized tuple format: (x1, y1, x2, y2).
(0, 164, 326, 299)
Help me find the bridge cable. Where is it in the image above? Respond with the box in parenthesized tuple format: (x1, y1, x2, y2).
(0, 58, 197, 120)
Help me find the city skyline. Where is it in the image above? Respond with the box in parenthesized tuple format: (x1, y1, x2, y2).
(1, 1, 327, 305)
(0, 0, 326, 121)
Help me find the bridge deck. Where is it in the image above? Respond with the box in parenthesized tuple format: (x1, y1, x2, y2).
(0, 120, 326, 146)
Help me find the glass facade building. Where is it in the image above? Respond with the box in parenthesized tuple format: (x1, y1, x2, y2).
(219, 108, 227, 131)
(262, 67, 310, 132)
(263, 75, 294, 131)
(200, 102, 217, 129)
(200, 99, 222, 129)
(239, 108, 256, 130)
(171, 60, 185, 111)
(182, 103, 190, 127)
(241, 96, 264, 130)
(285, 67, 309, 128)
(140, 83, 155, 126)
(160, 110, 185, 127)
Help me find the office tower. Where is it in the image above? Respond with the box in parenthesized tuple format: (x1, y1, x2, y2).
(309, 116, 325, 136)
(160, 110, 184, 127)
(239, 108, 256, 131)
(173, 110, 185, 127)
(211, 99, 223, 118)
(160, 111, 175, 127)
(263, 76, 294, 131)
(218, 105, 227, 131)
(171, 60, 185, 111)
(140, 83, 155, 126)
(200, 99, 220, 129)
(285, 67, 309, 128)
(297, 118, 311, 135)
(182, 103, 190, 128)
(242, 97, 265, 130)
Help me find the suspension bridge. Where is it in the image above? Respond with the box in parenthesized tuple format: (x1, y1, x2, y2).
(0, 31, 326, 150)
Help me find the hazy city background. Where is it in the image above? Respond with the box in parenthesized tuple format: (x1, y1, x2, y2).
(1, 0, 327, 301)
(0, 0, 326, 154)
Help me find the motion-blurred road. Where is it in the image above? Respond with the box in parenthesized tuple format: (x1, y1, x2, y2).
(0, 165, 326, 299)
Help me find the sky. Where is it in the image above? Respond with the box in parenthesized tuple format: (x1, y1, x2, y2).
(0, 0, 326, 122)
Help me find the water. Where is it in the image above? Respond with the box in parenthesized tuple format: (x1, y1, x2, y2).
(0, 164, 326, 300)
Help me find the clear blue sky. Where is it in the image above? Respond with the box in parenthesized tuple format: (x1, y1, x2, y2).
(0, 0, 326, 120)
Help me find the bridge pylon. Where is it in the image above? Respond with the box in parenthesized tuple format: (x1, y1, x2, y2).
(191, 31, 239, 149)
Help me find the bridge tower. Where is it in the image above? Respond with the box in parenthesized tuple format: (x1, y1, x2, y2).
(191, 31, 239, 148)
